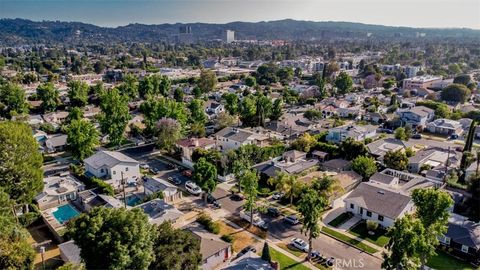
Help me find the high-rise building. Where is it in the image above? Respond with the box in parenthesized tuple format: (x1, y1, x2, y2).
(176, 25, 193, 44)
(225, 30, 235, 43)
(179, 26, 192, 34)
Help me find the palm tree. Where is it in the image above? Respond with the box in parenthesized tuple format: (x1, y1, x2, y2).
(298, 187, 328, 261)
(311, 175, 344, 204)
(268, 172, 303, 205)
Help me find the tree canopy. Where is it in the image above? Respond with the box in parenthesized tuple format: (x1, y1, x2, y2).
(384, 150, 408, 171)
(66, 119, 99, 160)
(193, 157, 218, 196)
(99, 88, 131, 146)
(36, 82, 59, 112)
(351, 155, 378, 180)
(68, 80, 89, 107)
(441, 83, 471, 103)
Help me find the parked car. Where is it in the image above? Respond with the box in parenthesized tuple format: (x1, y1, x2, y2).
(272, 192, 284, 200)
(284, 215, 299, 225)
(267, 207, 281, 218)
(205, 193, 221, 208)
(140, 163, 150, 169)
(185, 181, 202, 196)
(237, 245, 257, 258)
(149, 167, 159, 174)
(230, 193, 244, 201)
(310, 250, 321, 259)
(450, 134, 459, 140)
(182, 170, 192, 177)
(291, 238, 309, 252)
(168, 176, 182, 185)
(240, 211, 268, 230)
(411, 134, 422, 139)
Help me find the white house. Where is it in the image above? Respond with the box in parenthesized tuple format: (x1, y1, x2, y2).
(214, 127, 269, 152)
(343, 182, 414, 228)
(176, 137, 216, 168)
(397, 106, 434, 127)
(326, 124, 377, 144)
(35, 173, 85, 210)
(84, 150, 140, 190)
(426, 118, 463, 136)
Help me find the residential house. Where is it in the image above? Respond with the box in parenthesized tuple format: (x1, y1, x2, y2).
(214, 127, 269, 152)
(205, 102, 225, 120)
(367, 138, 408, 160)
(343, 182, 414, 228)
(35, 173, 85, 210)
(426, 119, 463, 136)
(222, 250, 274, 270)
(325, 124, 377, 144)
(176, 137, 216, 168)
(364, 112, 388, 124)
(42, 110, 69, 124)
(58, 240, 82, 266)
(188, 226, 232, 270)
(84, 151, 141, 190)
(439, 213, 480, 263)
(75, 190, 124, 211)
(45, 134, 68, 153)
(143, 177, 182, 203)
(402, 75, 442, 90)
(321, 158, 351, 172)
(397, 106, 434, 127)
(253, 150, 319, 178)
(135, 199, 183, 226)
(408, 147, 461, 174)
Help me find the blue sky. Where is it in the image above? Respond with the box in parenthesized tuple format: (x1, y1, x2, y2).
(1, 0, 479, 29)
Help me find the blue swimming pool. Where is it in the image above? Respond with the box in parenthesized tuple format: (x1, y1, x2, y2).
(52, 204, 80, 224)
(126, 195, 142, 206)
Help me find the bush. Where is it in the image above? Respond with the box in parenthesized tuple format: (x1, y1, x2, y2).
(91, 178, 115, 196)
(220, 234, 234, 243)
(366, 220, 379, 231)
(197, 213, 220, 234)
(19, 205, 41, 227)
(141, 191, 164, 203)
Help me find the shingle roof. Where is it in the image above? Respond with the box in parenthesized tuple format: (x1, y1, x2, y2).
(215, 127, 253, 143)
(344, 182, 412, 219)
(58, 240, 82, 264)
(189, 227, 231, 261)
(84, 151, 139, 169)
(370, 172, 397, 185)
(446, 214, 480, 249)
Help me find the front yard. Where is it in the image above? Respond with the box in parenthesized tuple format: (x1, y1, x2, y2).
(269, 248, 311, 270)
(327, 212, 353, 227)
(426, 250, 477, 270)
(321, 227, 378, 254)
(348, 222, 390, 247)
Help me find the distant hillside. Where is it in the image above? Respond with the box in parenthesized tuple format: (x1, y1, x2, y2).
(1, 18, 480, 45)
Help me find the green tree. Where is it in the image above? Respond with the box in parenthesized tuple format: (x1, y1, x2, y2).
(0, 189, 36, 270)
(311, 175, 343, 203)
(382, 215, 430, 270)
(239, 95, 257, 126)
(270, 98, 283, 121)
(189, 99, 207, 124)
(298, 187, 327, 261)
(334, 71, 353, 95)
(244, 76, 257, 87)
(240, 169, 259, 227)
(223, 93, 239, 115)
(384, 150, 408, 171)
(0, 121, 43, 204)
(441, 83, 471, 103)
(67, 207, 157, 270)
(339, 137, 367, 160)
(291, 133, 316, 153)
(36, 82, 59, 112)
(99, 88, 131, 146)
(68, 80, 89, 107)
(139, 75, 171, 97)
(173, 88, 184, 102)
(261, 242, 271, 262)
(255, 93, 272, 126)
(198, 69, 217, 93)
(351, 155, 378, 180)
(118, 74, 139, 100)
(0, 82, 29, 117)
(150, 221, 201, 270)
(394, 127, 412, 141)
(155, 117, 182, 152)
(66, 119, 99, 160)
(268, 172, 303, 205)
(66, 107, 84, 124)
(276, 67, 294, 85)
(453, 74, 472, 86)
(141, 96, 188, 134)
(193, 158, 218, 203)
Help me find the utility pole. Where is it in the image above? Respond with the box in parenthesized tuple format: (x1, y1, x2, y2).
(121, 172, 127, 208)
(442, 147, 451, 189)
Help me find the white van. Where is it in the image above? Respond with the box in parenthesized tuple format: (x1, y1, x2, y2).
(185, 181, 202, 196)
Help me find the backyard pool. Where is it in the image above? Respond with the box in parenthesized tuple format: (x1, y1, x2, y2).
(126, 195, 142, 206)
(52, 204, 80, 224)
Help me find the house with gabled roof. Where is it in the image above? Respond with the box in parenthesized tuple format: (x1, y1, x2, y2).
(439, 213, 480, 263)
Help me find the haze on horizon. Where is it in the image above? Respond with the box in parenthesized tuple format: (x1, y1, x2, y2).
(1, 0, 479, 30)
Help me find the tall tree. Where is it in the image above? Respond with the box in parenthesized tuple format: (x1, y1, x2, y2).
(67, 207, 157, 270)
(268, 172, 303, 205)
(141, 96, 188, 134)
(67, 80, 89, 107)
(351, 155, 378, 180)
(382, 215, 430, 270)
(240, 169, 259, 227)
(270, 98, 283, 121)
(198, 69, 217, 93)
(150, 222, 201, 270)
(223, 93, 239, 115)
(0, 82, 29, 117)
(188, 99, 207, 124)
(66, 107, 84, 124)
(441, 83, 471, 103)
(36, 82, 59, 112)
(155, 117, 182, 152)
(298, 188, 327, 261)
(384, 150, 408, 171)
(193, 158, 217, 203)
(339, 137, 367, 160)
(66, 119, 99, 160)
(334, 71, 353, 95)
(255, 93, 272, 126)
(118, 74, 139, 100)
(0, 121, 43, 205)
(99, 88, 131, 146)
(0, 189, 36, 270)
(311, 175, 343, 202)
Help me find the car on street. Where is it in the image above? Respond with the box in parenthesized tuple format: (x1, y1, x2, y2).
(291, 238, 309, 252)
(230, 193, 244, 201)
(284, 215, 299, 225)
(149, 167, 160, 174)
(267, 207, 281, 217)
(205, 193, 221, 208)
(167, 176, 182, 185)
(272, 192, 284, 200)
(240, 211, 268, 230)
(185, 181, 202, 196)
(411, 133, 422, 139)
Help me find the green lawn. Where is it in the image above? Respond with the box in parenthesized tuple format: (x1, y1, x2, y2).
(327, 212, 353, 227)
(269, 248, 310, 270)
(277, 243, 306, 258)
(426, 250, 477, 270)
(321, 227, 378, 254)
(348, 222, 390, 247)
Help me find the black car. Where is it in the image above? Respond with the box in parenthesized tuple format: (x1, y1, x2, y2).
(267, 207, 281, 217)
(237, 245, 257, 258)
(411, 134, 422, 139)
(205, 193, 221, 208)
(230, 193, 244, 201)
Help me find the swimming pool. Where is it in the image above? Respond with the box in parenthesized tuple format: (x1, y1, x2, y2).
(52, 204, 80, 224)
(126, 195, 142, 206)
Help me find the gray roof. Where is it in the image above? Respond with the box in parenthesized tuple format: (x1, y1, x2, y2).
(189, 226, 231, 261)
(322, 159, 351, 169)
(58, 240, 82, 264)
(46, 134, 68, 147)
(370, 172, 397, 185)
(445, 214, 480, 249)
(223, 251, 273, 270)
(344, 182, 412, 219)
(144, 177, 178, 196)
(136, 199, 182, 225)
(404, 106, 434, 117)
(216, 127, 253, 143)
(84, 150, 139, 169)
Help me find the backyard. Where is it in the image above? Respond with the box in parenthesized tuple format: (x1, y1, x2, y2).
(348, 221, 390, 247)
(426, 250, 477, 270)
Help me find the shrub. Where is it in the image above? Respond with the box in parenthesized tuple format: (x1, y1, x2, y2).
(197, 213, 220, 234)
(19, 205, 41, 227)
(220, 234, 234, 243)
(366, 220, 379, 231)
(261, 242, 272, 262)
